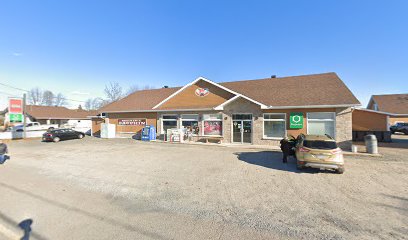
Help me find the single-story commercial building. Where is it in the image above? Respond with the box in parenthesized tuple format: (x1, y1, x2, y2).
(3, 105, 95, 129)
(93, 72, 360, 149)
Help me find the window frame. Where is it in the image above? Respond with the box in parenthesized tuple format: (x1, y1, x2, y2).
(161, 114, 179, 134)
(262, 113, 287, 139)
(202, 113, 223, 137)
(306, 112, 336, 139)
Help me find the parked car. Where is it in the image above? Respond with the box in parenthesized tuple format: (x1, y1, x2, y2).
(42, 129, 85, 142)
(390, 122, 408, 135)
(295, 134, 344, 174)
(13, 122, 58, 132)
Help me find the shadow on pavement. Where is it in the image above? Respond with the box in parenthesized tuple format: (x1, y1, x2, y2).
(0, 182, 169, 240)
(234, 151, 332, 174)
(0, 211, 46, 240)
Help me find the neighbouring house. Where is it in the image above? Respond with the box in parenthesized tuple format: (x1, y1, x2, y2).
(351, 94, 408, 142)
(92, 72, 360, 149)
(367, 94, 408, 125)
(3, 105, 96, 131)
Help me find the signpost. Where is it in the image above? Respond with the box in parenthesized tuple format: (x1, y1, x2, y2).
(8, 96, 26, 138)
(289, 112, 304, 129)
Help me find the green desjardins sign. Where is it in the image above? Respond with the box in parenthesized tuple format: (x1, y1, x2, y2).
(9, 113, 23, 122)
(289, 112, 303, 129)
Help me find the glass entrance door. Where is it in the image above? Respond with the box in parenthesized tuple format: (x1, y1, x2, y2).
(232, 114, 252, 144)
(232, 120, 242, 143)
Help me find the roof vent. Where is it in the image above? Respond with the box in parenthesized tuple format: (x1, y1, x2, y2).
(163, 86, 169, 88)
(271, 75, 276, 78)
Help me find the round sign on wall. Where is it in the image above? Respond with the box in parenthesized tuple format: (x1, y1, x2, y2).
(195, 88, 210, 97)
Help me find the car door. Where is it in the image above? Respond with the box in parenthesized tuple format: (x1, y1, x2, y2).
(56, 130, 68, 140)
(66, 129, 78, 139)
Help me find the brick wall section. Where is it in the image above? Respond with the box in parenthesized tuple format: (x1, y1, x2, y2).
(336, 107, 353, 150)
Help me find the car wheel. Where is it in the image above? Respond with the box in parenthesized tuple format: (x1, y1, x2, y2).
(78, 134, 84, 139)
(53, 137, 60, 143)
(336, 167, 345, 174)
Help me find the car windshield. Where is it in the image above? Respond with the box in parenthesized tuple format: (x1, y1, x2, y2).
(303, 140, 338, 150)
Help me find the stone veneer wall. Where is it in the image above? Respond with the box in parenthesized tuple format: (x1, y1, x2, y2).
(335, 107, 353, 150)
(156, 100, 353, 149)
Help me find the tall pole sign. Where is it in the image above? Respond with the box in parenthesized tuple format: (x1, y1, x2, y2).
(8, 98, 23, 123)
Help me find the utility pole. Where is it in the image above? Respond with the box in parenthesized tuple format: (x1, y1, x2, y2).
(23, 93, 26, 139)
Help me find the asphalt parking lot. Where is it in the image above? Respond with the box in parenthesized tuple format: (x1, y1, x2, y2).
(0, 136, 407, 240)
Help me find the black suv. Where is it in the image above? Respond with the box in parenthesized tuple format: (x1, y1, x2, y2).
(390, 122, 408, 135)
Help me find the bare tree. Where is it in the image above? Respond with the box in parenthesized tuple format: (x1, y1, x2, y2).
(54, 93, 67, 106)
(104, 82, 123, 103)
(143, 85, 154, 90)
(41, 90, 55, 106)
(84, 99, 93, 110)
(28, 87, 43, 105)
(126, 85, 140, 96)
(84, 97, 105, 110)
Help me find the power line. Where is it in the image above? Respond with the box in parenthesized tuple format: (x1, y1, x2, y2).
(0, 90, 20, 97)
(0, 82, 86, 103)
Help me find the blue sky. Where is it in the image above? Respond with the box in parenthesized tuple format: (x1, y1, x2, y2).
(0, 0, 407, 109)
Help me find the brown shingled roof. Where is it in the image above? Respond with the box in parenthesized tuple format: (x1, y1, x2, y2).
(220, 72, 360, 107)
(25, 105, 96, 119)
(99, 72, 360, 112)
(99, 87, 181, 112)
(371, 94, 408, 114)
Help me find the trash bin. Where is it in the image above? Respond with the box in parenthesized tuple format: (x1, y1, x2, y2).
(364, 134, 378, 154)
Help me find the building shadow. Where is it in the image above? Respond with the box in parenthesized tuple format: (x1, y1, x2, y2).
(234, 151, 323, 174)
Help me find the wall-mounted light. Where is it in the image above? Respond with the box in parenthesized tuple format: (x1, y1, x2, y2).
(224, 117, 228, 120)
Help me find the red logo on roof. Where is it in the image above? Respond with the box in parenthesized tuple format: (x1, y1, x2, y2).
(195, 88, 209, 97)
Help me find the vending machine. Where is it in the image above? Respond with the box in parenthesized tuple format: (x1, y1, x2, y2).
(141, 125, 156, 141)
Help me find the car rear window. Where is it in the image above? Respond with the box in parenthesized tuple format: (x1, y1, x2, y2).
(303, 140, 338, 150)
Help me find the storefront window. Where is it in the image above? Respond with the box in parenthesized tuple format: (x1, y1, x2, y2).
(307, 112, 335, 138)
(263, 113, 286, 138)
(181, 114, 199, 135)
(203, 114, 223, 136)
(162, 115, 178, 133)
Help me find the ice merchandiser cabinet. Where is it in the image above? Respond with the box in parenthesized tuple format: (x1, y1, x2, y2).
(141, 125, 156, 141)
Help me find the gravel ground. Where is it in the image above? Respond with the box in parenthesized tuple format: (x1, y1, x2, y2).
(0, 136, 407, 240)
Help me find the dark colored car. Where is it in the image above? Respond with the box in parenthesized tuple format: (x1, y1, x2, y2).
(390, 122, 408, 135)
(42, 129, 85, 142)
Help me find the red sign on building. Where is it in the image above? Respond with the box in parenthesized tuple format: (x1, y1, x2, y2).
(9, 98, 23, 113)
(118, 119, 147, 126)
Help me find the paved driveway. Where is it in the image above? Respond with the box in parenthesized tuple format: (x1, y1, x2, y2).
(0, 137, 407, 240)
